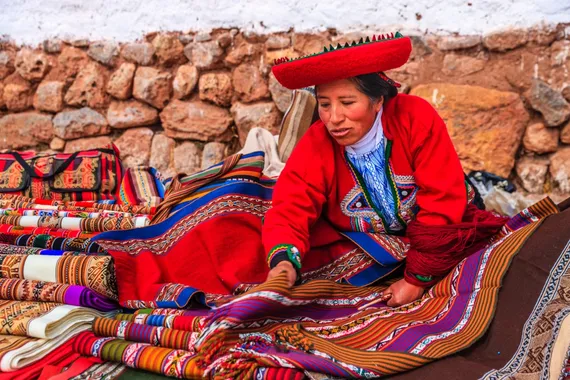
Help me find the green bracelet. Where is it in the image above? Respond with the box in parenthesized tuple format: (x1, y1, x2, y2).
(414, 274, 434, 282)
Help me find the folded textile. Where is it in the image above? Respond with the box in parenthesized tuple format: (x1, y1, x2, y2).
(0, 300, 115, 372)
(93, 317, 198, 351)
(0, 334, 80, 377)
(50, 361, 172, 379)
(72, 331, 308, 380)
(0, 195, 155, 215)
(119, 167, 164, 208)
(238, 127, 284, 178)
(37, 356, 103, 380)
(0, 279, 117, 311)
(0, 225, 95, 238)
(0, 244, 85, 255)
(0, 208, 137, 218)
(73, 331, 200, 378)
(0, 233, 104, 253)
(0, 215, 149, 232)
(114, 312, 206, 331)
(0, 254, 118, 299)
(93, 154, 274, 308)
(0, 300, 115, 338)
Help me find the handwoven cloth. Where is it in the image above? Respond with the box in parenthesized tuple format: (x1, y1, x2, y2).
(0, 254, 117, 299)
(0, 300, 115, 339)
(190, 199, 558, 379)
(0, 279, 117, 311)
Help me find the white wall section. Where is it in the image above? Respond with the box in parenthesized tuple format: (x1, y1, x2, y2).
(1, 0, 569, 45)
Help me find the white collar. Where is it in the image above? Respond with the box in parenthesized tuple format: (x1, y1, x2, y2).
(345, 107, 384, 156)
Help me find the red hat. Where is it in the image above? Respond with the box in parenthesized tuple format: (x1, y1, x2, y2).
(272, 32, 412, 90)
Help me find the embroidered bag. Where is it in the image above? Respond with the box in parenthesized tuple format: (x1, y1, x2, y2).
(0, 145, 124, 201)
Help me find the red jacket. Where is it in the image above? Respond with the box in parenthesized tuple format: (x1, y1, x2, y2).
(262, 93, 468, 282)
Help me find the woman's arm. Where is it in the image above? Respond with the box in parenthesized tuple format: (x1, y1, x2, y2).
(262, 125, 331, 277)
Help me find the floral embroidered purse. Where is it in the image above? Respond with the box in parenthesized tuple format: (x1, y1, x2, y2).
(0, 145, 124, 201)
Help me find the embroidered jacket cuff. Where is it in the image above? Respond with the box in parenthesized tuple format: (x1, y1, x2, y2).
(268, 244, 302, 284)
(267, 244, 302, 270)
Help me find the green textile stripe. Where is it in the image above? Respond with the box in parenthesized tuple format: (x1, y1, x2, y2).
(102, 340, 130, 362)
(32, 234, 51, 248)
(115, 313, 136, 322)
(118, 368, 171, 379)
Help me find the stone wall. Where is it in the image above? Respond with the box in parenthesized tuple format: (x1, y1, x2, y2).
(0, 25, 569, 196)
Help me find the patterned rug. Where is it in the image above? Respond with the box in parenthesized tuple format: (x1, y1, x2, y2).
(481, 239, 570, 380)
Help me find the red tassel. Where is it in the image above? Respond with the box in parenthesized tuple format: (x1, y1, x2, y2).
(390, 32, 395, 38)
(372, 35, 376, 41)
(380, 34, 385, 40)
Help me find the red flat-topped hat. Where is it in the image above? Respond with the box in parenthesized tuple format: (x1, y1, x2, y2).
(272, 32, 412, 90)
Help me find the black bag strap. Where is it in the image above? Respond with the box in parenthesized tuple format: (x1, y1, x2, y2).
(8, 148, 116, 180)
(10, 151, 79, 180)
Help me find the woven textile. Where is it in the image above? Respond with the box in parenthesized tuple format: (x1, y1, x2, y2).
(119, 167, 164, 207)
(0, 225, 95, 238)
(0, 233, 104, 253)
(0, 300, 114, 338)
(114, 311, 206, 332)
(0, 214, 149, 232)
(151, 153, 245, 224)
(277, 89, 318, 162)
(0, 243, 72, 255)
(93, 317, 198, 351)
(0, 208, 136, 218)
(0, 254, 118, 299)
(481, 240, 570, 380)
(0, 147, 123, 201)
(73, 331, 201, 379)
(0, 334, 79, 377)
(0, 194, 154, 215)
(187, 198, 557, 379)
(78, 199, 559, 379)
(0, 279, 117, 311)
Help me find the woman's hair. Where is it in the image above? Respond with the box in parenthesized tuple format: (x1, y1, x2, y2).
(347, 72, 398, 104)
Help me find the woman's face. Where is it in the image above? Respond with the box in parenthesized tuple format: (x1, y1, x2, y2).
(317, 79, 383, 146)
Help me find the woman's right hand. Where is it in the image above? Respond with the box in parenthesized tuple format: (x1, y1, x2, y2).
(266, 261, 297, 287)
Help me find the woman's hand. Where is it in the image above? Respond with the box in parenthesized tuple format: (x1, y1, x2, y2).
(266, 261, 297, 287)
(384, 279, 425, 307)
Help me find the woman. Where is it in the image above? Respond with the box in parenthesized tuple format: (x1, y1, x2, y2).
(95, 33, 506, 309)
(264, 33, 507, 306)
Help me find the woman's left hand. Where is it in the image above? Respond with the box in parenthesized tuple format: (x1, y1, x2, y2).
(266, 261, 297, 288)
(384, 279, 425, 307)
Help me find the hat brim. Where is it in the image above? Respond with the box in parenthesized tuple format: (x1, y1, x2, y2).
(272, 36, 412, 90)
